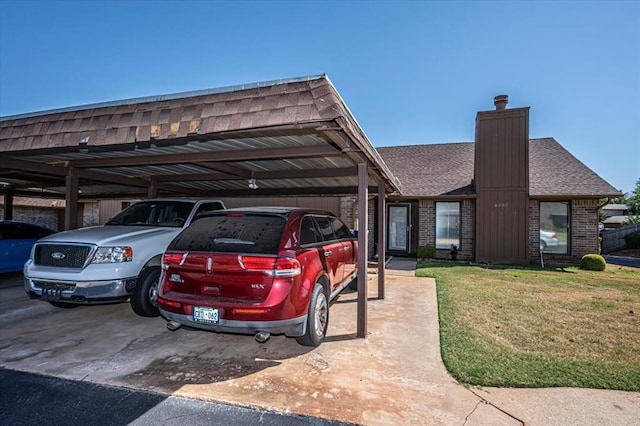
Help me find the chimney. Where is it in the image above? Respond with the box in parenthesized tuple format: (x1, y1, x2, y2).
(494, 94, 508, 110)
(475, 94, 530, 264)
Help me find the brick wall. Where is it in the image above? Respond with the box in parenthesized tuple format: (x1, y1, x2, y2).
(340, 196, 358, 229)
(571, 199, 600, 257)
(459, 199, 474, 260)
(0, 207, 61, 230)
(418, 199, 435, 247)
(529, 200, 541, 261)
(82, 202, 99, 227)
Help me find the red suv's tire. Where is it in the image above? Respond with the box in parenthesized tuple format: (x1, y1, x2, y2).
(296, 283, 328, 346)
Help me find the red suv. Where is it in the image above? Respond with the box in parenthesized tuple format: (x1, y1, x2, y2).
(157, 207, 357, 346)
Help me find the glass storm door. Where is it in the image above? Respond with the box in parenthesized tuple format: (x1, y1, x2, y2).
(387, 204, 410, 252)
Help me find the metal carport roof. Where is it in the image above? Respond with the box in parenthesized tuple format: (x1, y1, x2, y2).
(0, 75, 401, 201)
(0, 74, 398, 339)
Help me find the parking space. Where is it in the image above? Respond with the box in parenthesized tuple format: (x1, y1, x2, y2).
(0, 265, 518, 425)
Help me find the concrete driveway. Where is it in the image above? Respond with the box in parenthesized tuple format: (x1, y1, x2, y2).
(1, 261, 638, 425)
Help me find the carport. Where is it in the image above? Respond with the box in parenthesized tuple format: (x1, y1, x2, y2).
(0, 74, 402, 338)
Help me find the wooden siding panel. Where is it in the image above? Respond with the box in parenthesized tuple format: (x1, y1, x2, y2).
(475, 107, 530, 264)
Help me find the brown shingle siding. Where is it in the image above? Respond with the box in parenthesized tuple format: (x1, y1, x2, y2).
(1, 78, 340, 152)
(267, 108, 285, 126)
(148, 109, 161, 125)
(92, 129, 108, 146)
(48, 133, 64, 147)
(176, 121, 191, 138)
(252, 110, 270, 128)
(228, 113, 243, 130)
(262, 95, 280, 110)
(223, 100, 242, 115)
(136, 125, 151, 142)
(238, 99, 254, 114)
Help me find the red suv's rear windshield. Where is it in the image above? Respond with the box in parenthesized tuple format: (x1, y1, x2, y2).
(168, 214, 286, 254)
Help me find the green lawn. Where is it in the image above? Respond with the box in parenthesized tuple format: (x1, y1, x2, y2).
(416, 261, 640, 391)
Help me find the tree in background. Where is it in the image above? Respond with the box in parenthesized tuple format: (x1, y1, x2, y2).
(611, 178, 640, 215)
(616, 178, 640, 225)
(626, 178, 640, 215)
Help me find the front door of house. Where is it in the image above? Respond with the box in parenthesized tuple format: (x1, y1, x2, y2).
(387, 203, 411, 253)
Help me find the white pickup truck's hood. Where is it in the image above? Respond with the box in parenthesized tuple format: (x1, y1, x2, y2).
(37, 225, 182, 247)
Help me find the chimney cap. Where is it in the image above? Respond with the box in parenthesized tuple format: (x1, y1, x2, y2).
(494, 94, 508, 110)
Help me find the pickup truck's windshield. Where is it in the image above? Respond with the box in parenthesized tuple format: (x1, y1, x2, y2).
(105, 201, 195, 227)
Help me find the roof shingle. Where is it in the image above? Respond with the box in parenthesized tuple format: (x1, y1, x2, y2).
(377, 138, 620, 198)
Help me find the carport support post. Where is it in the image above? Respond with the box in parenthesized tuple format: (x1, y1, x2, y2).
(3, 192, 14, 220)
(65, 167, 79, 231)
(357, 162, 368, 338)
(148, 178, 158, 198)
(377, 182, 386, 299)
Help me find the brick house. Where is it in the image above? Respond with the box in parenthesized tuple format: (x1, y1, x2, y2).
(340, 96, 621, 264)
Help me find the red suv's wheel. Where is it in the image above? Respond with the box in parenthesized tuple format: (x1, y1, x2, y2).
(296, 282, 328, 346)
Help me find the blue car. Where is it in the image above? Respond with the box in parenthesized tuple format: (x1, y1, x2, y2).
(0, 221, 58, 274)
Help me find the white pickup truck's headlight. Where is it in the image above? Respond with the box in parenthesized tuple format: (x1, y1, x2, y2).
(92, 246, 133, 263)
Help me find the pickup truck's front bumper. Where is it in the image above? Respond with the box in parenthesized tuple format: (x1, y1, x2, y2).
(24, 276, 135, 304)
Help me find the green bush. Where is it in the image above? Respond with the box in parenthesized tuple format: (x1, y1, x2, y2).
(417, 245, 436, 259)
(624, 231, 640, 249)
(580, 254, 606, 271)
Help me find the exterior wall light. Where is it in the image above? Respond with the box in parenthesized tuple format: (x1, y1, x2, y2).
(247, 179, 259, 190)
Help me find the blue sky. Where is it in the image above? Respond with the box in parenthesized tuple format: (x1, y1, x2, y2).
(1, 0, 638, 194)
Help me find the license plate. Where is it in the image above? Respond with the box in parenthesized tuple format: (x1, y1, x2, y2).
(41, 286, 64, 300)
(193, 307, 219, 323)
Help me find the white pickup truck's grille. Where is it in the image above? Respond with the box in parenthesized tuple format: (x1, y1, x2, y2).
(34, 244, 93, 268)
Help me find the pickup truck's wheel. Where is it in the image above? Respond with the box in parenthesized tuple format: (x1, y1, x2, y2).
(48, 301, 78, 309)
(131, 267, 161, 317)
(296, 283, 328, 347)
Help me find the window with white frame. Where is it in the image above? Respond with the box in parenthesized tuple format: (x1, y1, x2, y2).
(435, 202, 460, 249)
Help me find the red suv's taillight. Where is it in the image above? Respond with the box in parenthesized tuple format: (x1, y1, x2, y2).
(238, 255, 301, 277)
(162, 251, 187, 269)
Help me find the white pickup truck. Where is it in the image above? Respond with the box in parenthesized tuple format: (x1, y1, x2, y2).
(23, 199, 225, 317)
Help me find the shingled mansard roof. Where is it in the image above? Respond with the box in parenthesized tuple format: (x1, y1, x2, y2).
(377, 138, 621, 198)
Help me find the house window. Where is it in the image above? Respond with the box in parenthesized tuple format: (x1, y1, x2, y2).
(539, 202, 569, 254)
(435, 202, 460, 249)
